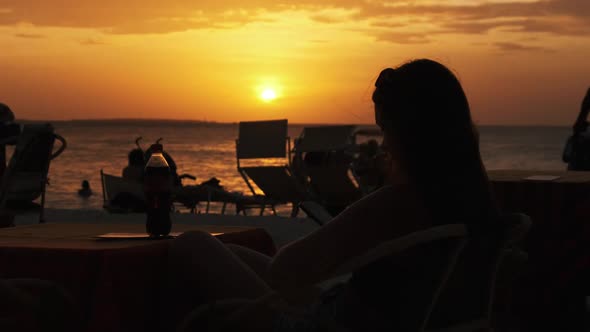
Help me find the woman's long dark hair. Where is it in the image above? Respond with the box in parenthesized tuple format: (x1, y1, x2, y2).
(372, 59, 497, 229)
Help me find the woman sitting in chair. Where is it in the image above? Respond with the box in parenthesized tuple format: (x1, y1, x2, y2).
(167, 59, 498, 331)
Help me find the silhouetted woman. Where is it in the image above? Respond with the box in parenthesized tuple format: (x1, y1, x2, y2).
(167, 59, 498, 331)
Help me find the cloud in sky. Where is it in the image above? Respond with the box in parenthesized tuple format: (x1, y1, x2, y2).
(494, 41, 554, 53)
(14, 32, 45, 39)
(79, 37, 107, 45)
(0, 0, 589, 45)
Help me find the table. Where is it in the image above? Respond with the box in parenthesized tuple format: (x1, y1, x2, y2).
(490, 170, 590, 254)
(0, 223, 276, 332)
(488, 170, 590, 330)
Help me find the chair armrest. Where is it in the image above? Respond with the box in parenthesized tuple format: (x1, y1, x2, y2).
(329, 224, 467, 278)
(179, 174, 197, 181)
(50, 134, 67, 160)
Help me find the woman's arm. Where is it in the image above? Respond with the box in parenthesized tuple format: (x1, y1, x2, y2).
(266, 185, 427, 291)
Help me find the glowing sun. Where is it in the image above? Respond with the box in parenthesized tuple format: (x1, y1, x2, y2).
(260, 88, 277, 102)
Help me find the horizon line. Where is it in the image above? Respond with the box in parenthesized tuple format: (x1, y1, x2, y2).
(16, 117, 571, 127)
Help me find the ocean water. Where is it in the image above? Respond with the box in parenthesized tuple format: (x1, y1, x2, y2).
(9, 122, 571, 210)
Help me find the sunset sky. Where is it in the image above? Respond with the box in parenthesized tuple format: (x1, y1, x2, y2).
(1, 0, 589, 125)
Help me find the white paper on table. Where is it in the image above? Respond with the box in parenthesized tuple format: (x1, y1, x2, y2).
(523, 175, 561, 181)
(94, 232, 223, 240)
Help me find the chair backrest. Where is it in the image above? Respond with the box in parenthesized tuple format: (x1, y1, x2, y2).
(426, 213, 532, 330)
(294, 125, 357, 153)
(236, 120, 289, 160)
(331, 224, 468, 332)
(0, 124, 65, 205)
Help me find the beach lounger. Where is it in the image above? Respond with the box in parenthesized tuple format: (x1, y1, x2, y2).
(0, 124, 66, 224)
(236, 119, 307, 216)
(293, 125, 362, 214)
(426, 213, 532, 332)
(101, 170, 269, 215)
(174, 185, 272, 216)
(179, 223, 468, 332)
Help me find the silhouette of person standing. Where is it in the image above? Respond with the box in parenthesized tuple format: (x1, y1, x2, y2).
(0, 103, 18, 179)
(563, 88, 590, 170)
(0, 103, 18, 227)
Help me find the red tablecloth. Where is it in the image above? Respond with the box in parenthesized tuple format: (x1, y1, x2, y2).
(0, 223, 276, 332)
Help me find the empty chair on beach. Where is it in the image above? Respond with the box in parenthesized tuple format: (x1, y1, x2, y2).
(0, 124, 66, 224)
(236, 119, 307, 216)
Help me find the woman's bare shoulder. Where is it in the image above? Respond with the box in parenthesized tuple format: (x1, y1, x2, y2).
(330, 184, 430, 236)
(347, 185, 424, 215)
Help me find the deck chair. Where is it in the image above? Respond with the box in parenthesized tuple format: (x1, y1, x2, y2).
(299, 200, 334, 226)
(179, 224, 468, 332)
(293, 125, 362, 215)
(236, 119, 307, 216)
(426, 213, 532, 332)
(294, 125, 357, 153)
(101, 170, 269, 215)
(174, 185, 272, 215)
(0, 124, 66, 224)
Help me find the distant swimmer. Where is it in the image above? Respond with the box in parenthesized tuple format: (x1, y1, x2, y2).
(78, 180, 92, 198)
(563, 87, 590, 170)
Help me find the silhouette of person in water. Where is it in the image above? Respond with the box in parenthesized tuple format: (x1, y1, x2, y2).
(77, 180, 92, 198)
(563, 88, 590, 170)
(165, 59, 498, 331)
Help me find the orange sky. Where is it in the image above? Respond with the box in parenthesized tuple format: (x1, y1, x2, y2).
(1, 0, 589, 125)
